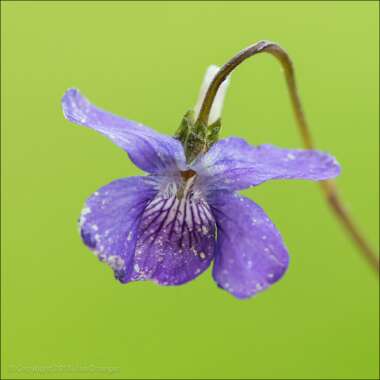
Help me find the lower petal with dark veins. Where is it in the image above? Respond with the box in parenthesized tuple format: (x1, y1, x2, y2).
(118, 190, 216, 285)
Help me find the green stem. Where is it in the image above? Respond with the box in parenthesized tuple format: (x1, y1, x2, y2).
(197, 40, 379, 275)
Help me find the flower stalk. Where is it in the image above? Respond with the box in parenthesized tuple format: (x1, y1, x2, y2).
(197, 40, 379, 275)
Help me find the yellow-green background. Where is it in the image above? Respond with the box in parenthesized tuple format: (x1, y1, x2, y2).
(1, 1, 379, 379)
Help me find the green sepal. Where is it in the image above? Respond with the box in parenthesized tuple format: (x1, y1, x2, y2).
(175, 111, 222, 164)
(206, 118, 221, 147)
(174, 110, 195, 144)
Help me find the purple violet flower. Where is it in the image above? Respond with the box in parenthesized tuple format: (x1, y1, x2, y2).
(62, 65, 340, 299)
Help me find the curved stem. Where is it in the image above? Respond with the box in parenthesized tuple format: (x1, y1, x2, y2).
(197, 40, 379, 275)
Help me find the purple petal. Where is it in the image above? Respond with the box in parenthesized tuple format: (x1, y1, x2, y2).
(192, 137, 340, 191)
(79, 176, 157, 279)
(62, 88, 186, 174)
(119, 178, 216, 285)
(209, 192, 289, 299)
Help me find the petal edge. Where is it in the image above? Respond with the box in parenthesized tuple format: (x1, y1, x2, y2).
(209, 191, 289, 299)
(62, 88, 186, 174)
(193, 137, 340, 191)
